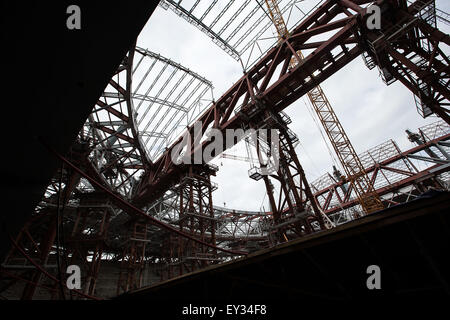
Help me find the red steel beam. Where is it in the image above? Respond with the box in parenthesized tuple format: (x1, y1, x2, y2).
(8, 235, 102, 300)
(319, 162, 448, 215)
(313, 133, 450, 214)
(133, 2, 363, 207)
(314, 133, 450, 198)
(41, 139, 248, 256)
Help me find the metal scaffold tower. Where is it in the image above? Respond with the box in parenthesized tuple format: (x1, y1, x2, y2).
(117, 222, 148, 295)
(170, 165, 219, 276)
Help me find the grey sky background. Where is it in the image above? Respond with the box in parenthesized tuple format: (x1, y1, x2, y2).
(136, 1, 450, 211)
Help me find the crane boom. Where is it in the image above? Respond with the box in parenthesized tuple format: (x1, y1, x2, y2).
(264, 0, 384, 214)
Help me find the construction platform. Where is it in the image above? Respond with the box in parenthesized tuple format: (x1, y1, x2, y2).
(117, 190, 450, 301)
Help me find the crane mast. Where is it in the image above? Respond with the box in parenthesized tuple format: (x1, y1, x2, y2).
(264, 0, 384, 214)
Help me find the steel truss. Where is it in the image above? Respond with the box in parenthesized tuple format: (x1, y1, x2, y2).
(159, 0, 318, 67)
(1, 0, 450, 299)
(134, 0, 450, 209)
(117, 222, 148, 295)
(263, 0, 383, 217)
(2, 121, 449, 298)
(158, 165, 219, 280)
(0, 146, 110, 300)
(238, 104, 326, 244)
(359, 0, 450, 121)
(84, 46, 213, 200)
(310, 120, 450, 227)
(132, 47, 213, 162)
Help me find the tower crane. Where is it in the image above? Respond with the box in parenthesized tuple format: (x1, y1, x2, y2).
(263, 0, 384, 214)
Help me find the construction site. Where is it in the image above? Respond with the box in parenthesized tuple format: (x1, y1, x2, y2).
(1, 0, 450, 304)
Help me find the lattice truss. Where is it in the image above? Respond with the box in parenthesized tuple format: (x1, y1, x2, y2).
(143, 189, 268, 249)
(310, 120, 450, 226)
(132, 47, 213, 161)
(407, 0, 450, 28)
(33, 116, 449, 257)
(24, 44, 268, 261)
(80, 53, 145, 199)
(214, 207, 268, 241)
(78, 47, 213, 198)
(361, 0, 450, 120)
(33, 0, 450, 246)
(159, 0, 323, 68)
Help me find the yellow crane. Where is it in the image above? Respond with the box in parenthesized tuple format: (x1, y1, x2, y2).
(264, 0, 384, 214)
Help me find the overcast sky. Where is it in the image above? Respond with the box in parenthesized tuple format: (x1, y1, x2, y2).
(136, 0, 450, 211)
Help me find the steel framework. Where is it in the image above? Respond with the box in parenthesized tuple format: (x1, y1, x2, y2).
(2, 119, 448, 298)
(134, 0, 450, 210)
(159, 0, 318, 68)
(263, 0, 384, 215)
(311, 120, 450, 225)
(1, 0, 449, 300)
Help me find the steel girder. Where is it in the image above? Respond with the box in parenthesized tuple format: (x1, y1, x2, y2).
(310, 121, 450, 222)
(3, 0, 449, 299)
(134, 0, 450, 209)
(84, 48, 148, 199)
(116, 222, 148, 295)
(84, 46, 213, 199)
(159, 0, 307, 62)
(162, 165, 218, 279)
(134, 0, 364, 207)
(2, 123, 448, 299)
(357, 0, 450, 122)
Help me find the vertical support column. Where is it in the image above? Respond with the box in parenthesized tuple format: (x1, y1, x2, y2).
(116, 222, 147, 295)
(360, 2, 450, 123)
(164, 165, 218, 279)
(67, 201, 111, 298)
(246, 106, 326, 245)
(20, 216, 58, 300)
